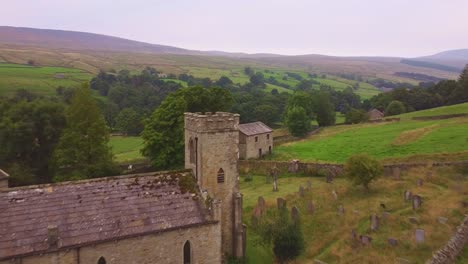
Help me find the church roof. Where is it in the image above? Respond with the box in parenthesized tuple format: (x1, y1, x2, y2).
(0, 171, 212, 260)
(239, 121, 272, 136)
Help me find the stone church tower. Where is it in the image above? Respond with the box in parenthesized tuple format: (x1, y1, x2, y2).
(184, 112, 245, 258)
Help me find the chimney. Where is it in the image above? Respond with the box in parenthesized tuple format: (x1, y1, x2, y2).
(0, 169, 9, 190)
(47, 225, 59, 248)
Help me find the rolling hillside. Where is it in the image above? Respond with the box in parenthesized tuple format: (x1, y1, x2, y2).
(0, 26, 463, 83)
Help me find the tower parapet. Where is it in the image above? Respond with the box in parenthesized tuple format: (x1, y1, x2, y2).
(184, 112, 240, 133)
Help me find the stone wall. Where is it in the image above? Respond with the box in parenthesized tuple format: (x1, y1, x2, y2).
(426, 215, 468, 264)
(412, 113, 468, 121)
(0, 222, 221, 264)
(239, 160, 468, 177)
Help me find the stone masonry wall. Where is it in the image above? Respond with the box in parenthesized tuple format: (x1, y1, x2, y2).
(0, 222, 221, 264)
(426, 215, 468, 264)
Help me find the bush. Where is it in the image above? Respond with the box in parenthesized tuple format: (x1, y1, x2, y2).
(345, 108, 369, 124)
(385, 100, 406, 116)
(344, 154, 383, 190)
(285, 106, 311, 137)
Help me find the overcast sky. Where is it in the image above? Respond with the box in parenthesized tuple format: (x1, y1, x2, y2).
(1, 0, 467, 57)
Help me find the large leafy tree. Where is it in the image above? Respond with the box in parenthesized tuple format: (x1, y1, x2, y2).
(385, 100, 406, 116)
(0, 98, 66, 185)
(284, 106, 311, 137)
(115, 107, 143, 136)
(314, 92, 336, 126)
(52, 84, 117, 181)
(142, 86, 233, 169)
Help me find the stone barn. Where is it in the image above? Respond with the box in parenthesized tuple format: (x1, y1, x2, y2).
(238, 121, 273, 160)
(368, 108, 384, 121)
(0, 112, 245, 264)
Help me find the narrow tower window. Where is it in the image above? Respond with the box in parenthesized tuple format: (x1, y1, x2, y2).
(98, 257, 106, 264)
(217, 168, 225, 183)
(184, 240, 191, 264)
(189, 138, 195, 164)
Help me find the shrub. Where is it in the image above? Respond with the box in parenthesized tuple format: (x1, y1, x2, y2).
(344, 154, 383, 190)
(345, 108, 369, 124)
(385, 100, 406, 116)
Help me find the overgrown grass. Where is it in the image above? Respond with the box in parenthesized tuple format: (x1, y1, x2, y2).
(109, 136, 145, 163)
(0, 63, 92, 96)
(241, 166, 466, 263)
(273, 117, 468, 163)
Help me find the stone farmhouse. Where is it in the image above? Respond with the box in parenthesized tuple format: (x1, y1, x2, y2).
(368, 108, 384, 121)
(0, 112, 245, 264)
(239, 121, 273, 160)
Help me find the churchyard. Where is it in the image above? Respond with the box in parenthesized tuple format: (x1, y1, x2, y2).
(240, 165, 467, 263)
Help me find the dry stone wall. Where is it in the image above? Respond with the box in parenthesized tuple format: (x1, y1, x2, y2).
(426, 215, 468, 264)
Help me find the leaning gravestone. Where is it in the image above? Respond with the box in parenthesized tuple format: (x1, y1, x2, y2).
(412, 195, 422, 210)
(360, 235, 372, 245)
(257, 196, 266, 213)
(404, 190, 412, 202)
(288, 159, 300, 173)
(307, 201, 315, 214)
(415, 228, 425, 243)
(370, 214, 380, 231)
(277, 198, 286, 210)
(291, 206, 300, 223)
(299, 186, 305, 197)
(388, 238, 398, 246)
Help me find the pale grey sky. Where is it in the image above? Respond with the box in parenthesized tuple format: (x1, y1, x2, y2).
(1, 0, 467, 57)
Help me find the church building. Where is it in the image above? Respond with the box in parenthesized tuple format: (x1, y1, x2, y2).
(0, 112, 245, 264)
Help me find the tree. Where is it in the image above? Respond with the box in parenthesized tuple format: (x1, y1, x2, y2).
(142, 87, 233, 169)
(257, 207, 304, 263)
(285, 106, 311, 137)
(344, 154, 383, 190)
(244, 66, 254, 76)
(215, 76, 233, 88)
(385, 100, 406, 116)
(449, 65, 468, 104)
(345, 108, 368, 124)
(314, 92, 336, 126)
(52, 84, 117, 181)
(0, 98, 66, 185)
(115, 108, 143, 135)
(250, 72, 265, 86)
(254, 104, 277, 126)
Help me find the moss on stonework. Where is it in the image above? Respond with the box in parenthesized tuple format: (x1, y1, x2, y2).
(178, 173, 197, 194)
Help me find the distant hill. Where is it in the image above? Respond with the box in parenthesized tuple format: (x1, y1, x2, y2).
(401, 49, 468, 73)
(0, 26, 198, 55)
(423, 49, 468, 60)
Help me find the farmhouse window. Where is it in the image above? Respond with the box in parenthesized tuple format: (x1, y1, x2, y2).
(267, 134, 270, 140)
(255, 136, 258, 142)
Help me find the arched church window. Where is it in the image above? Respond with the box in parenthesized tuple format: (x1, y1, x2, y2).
(217, 168, 225, 183)
(189, 138, 195, 164)
(183, 240, 191, 264)
(98, 257, 106, 264)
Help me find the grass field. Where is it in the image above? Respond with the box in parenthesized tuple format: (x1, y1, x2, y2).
(109, 136, 145, 163)
(395, 102, 468, 120)
(0, 63, 92, 96)
(273, 117, 468, 163)
(241, 166, 467, 263)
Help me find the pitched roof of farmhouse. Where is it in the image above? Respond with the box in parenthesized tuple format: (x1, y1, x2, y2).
(0, 171, 211, 260)
(368, 109, 384, 120)
(239, 121, 272, 136)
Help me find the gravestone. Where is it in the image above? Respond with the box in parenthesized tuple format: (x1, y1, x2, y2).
(338, 205, 345, 215)
(257, 196, 266, 213)
(332, 190, 338, 200)
(307, 201, 315, 214)
(277, 198, 286, 210)
(288, 159, 300, 173)
(417, 178, 424, 186)
(291, 206, 300, 223)
(299, 185, 305, 197)
(408, 217, 419, 224)
(360, 235, 372, 245)
(437, 217, 448, 224)
(370, 214, 380, 231)
(388, 238, 398, 246)
(412, 195, 422, 210)
(404, 190, 412, 202)
(392, 167, 401, 180)
(251, 206, 262, 225)
(306, 180, 312, 191)
(415, 228, 425, 243)
(271, 166, 279, 192)
(351, 229, 357, 240)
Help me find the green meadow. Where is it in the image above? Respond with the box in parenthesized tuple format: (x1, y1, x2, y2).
(0, 63, 92, 96)
(395, 102, 468, 120)
(109, 136, 146, 163)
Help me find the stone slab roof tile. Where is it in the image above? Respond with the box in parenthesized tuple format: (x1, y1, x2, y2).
(0, 171, 211, 260)
(239, 121, 272, 136)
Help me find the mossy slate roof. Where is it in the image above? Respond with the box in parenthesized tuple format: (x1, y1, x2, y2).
(0, 171, 210, 260)
(239, 121, 272, 136)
